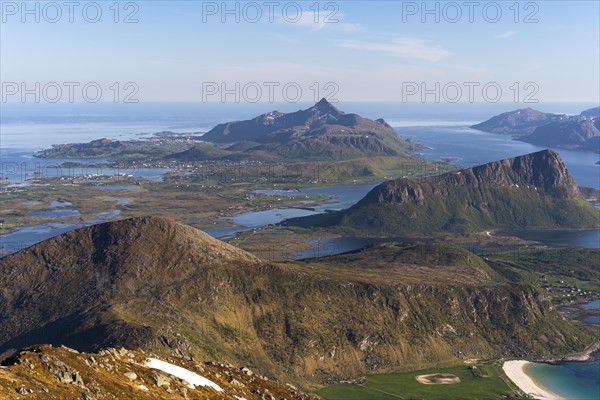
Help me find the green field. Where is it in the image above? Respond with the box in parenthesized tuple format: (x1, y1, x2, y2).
(316, 364, 517, 400)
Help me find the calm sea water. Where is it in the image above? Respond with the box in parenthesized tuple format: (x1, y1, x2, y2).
(3, 102, 597, 184)
(400, 126, 600, 188)
(2, 101, 598, 147)
(525, 358, 600, 400)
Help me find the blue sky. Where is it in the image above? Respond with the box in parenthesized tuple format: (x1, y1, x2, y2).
(1, 0, 599, 103)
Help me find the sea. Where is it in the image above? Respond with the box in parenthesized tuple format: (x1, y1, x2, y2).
(526, 356, 600, 400)
(1, 101, 599, 399)
(2, 101, 598, 184)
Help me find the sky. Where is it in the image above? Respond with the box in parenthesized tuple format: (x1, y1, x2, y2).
(1, 0, 599, 103)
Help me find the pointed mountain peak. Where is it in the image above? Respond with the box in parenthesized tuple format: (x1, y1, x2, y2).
(316, 97, 332, 106)
(313, 98, 342, 114)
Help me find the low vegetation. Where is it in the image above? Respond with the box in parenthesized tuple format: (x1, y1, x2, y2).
(0, 217, 593, 388)
(317, 363, 517, 400)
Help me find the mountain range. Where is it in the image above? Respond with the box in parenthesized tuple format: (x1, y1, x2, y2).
(289, 150, 599, 234)
(0, 216, 591, 388)
(471, 107, 600, 151)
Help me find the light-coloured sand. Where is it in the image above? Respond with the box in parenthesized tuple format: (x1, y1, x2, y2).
(415, 373, 461, 385)
(502, 360, 564, 400)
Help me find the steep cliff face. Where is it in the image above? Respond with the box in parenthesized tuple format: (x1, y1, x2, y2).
(362, 149, 578, 202)
(331, 150, 598, 234)
(0, 218, 591, 386)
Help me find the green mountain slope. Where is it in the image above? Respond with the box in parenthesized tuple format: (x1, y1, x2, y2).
(292, 150, 599, 235)
(0, 217, 592, 387)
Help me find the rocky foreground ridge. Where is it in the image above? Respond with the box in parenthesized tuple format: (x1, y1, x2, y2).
(0, 345, 317, 400)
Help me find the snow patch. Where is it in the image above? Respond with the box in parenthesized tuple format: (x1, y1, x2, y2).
(234, 396, 248, 400)
(145, 358, 223, 392)
(318, 112, 339, 122)
(138, 385, 149, 391)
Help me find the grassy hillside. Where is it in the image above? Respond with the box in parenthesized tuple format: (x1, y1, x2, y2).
(0, 218, 593, 388)
(290, 150, 600, 235)
(486, 247, 600, 306)
(337, 191, 599, 235)
(317, 363, 516, 400)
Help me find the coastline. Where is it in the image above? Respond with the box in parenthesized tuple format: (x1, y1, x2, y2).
(542, 341, 600, 363)
(502, 360, 564, 400)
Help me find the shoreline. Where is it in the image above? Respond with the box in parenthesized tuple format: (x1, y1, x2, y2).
(541, 341, 600, 363)
(502, 360, 564, 400)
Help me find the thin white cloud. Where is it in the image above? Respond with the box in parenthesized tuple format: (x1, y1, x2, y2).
(444, 63, 487, 75)
(279, 11, 363, 32)
(496, 30, 520, 39)
(333, 22, 364, 32)
(524, 62, 545, 71)
(336, 38, 451, 62)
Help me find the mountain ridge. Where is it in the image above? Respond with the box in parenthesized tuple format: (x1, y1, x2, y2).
(290, 150, 599, 234)
(0, 344, 318, 400)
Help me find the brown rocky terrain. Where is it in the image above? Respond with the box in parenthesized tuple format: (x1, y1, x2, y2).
(0, 345, 318, 400)
(197, 99, 411, 160)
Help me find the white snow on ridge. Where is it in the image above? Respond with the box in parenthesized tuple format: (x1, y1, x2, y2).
(145, 358, 223, 392)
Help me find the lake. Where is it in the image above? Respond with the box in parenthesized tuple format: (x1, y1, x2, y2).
(205, 183, 379, 238)
(0, 210, 121, 256)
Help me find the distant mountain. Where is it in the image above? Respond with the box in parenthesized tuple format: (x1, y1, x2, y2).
(581, 106, 600, 118)
(35, 100, 418, 165)
(0, 216, 590, 386)
(199, 98, 410, 160)
(291, 150, 599, 234)
(520, 117, 600, 149)
(470, 107, 562, 136)
(471, 107, 600, 151)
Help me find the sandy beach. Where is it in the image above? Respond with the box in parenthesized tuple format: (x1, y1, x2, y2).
(502, 360, 564, 400)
